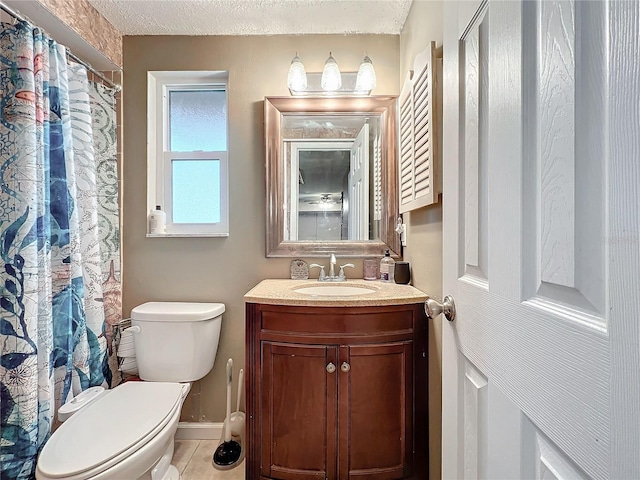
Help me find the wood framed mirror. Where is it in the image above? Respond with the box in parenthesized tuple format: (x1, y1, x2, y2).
(265, 96, 399, 257)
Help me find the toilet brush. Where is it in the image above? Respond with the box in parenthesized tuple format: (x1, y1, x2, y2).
(228, 368, 245, 440)
(212, 359, 243, 469)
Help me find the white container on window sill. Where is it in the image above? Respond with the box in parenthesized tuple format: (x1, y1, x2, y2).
(148, 205, 166, 234)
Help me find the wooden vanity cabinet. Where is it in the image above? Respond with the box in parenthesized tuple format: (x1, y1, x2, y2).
(246, 303, 428, 480)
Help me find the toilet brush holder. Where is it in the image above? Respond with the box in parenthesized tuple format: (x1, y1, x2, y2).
(225, 368, 245, 445)
(220, 415, 244, 450)
(213, 360, 244, 470)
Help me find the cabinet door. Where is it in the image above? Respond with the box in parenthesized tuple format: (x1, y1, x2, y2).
(261, 342, 338, 480)
(338, 342, 414, 480)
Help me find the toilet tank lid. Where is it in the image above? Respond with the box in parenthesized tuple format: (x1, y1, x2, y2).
(131, 302, 225, 322)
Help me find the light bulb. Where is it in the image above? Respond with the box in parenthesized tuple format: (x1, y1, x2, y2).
(321, 52, 342, 92)
(287, 53, 307, 92)
(355, 54, 377, 92)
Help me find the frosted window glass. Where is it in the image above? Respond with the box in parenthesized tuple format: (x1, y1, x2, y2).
(169, 90, 227, 151)
(172, 160, 221, 223)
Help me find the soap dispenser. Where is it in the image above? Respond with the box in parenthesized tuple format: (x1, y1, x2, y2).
(379, 249, 395, 283)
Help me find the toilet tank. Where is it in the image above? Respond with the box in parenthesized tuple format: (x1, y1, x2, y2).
(130, 302, 224, 382)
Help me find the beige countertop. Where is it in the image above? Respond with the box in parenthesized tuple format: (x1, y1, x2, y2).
(244, 279, 428, 307)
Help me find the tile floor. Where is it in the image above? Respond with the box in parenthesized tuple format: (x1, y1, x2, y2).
(173, 439, 245, 479)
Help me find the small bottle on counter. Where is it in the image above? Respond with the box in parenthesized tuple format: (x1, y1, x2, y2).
(148, 205, 166, 234)
(379, 249, 395, 283)
(363, 259, 378, 281)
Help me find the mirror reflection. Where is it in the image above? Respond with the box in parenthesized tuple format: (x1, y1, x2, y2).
(284, 115, 380, 242)
(265, 96, 399, 258)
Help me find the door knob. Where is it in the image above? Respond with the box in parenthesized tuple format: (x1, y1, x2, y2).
(424, 295, 456, 322)
(326, 362, 336, 373)
(340, 362, 350, 373)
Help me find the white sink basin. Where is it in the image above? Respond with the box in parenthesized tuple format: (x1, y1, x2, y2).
(294, 285, 376, 296)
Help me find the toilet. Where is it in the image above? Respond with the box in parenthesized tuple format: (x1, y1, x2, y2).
(36, 302, 224, 480)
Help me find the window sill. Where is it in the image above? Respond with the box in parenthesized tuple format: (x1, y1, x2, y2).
(146, 233, 229, 238)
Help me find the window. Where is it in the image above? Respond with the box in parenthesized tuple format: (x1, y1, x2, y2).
(147, 71, 229, 236)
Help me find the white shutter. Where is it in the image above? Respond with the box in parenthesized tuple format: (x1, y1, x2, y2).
(373, 134, 382, 221)
(399, 41, 441, 213)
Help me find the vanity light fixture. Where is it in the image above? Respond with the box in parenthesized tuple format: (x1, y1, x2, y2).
(287, 53, 307, 91)
(321, 52, 342, 92)
(355, 54, 377, 92)
(287, 52, 376, 96)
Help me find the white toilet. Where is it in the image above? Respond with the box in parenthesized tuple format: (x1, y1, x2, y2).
(36, 302, 224, 480)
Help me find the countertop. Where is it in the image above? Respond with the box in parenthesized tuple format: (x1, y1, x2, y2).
(244, 279, 428, 307)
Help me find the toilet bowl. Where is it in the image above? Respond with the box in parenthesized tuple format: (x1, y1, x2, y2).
(36, 302, 224, 480)
(37, 382, 186, 480)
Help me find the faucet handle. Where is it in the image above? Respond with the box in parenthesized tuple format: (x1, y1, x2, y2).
(338, 263, 355, 280)
(309, 264, 326, 281)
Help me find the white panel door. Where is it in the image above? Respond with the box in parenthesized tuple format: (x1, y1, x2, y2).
(441, 1, 640, 479)
(349, 124, 370, 240)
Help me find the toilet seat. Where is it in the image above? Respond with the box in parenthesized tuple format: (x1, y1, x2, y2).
(36, 382, 184, 479)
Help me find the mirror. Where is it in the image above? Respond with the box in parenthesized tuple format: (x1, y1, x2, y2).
(265, 96, 399, 257)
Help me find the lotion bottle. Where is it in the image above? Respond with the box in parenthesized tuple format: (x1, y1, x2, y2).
(379, 249, 395, 283)
(148, 205, 166, 234)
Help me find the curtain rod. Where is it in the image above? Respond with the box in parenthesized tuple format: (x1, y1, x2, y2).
(0, 2, 122, 92)
(67, 51, 122, 92)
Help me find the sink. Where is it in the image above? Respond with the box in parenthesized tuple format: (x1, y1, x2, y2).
(293, 285, 377, 297)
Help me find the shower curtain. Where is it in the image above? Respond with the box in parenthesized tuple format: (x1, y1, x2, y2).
(0, 21, 121, 480)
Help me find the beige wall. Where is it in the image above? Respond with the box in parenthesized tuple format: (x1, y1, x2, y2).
(122, 35, 400, 421)
(400, 1, 444, 479)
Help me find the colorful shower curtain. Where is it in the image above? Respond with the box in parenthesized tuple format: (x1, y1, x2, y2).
(90, 77, 122, 367)
(0, 21, 121, 480)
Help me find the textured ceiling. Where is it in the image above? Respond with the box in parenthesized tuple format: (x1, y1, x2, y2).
(86, 0, 413, 36)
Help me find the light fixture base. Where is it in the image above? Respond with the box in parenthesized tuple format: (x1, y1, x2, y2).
(289, 72, 371, 97)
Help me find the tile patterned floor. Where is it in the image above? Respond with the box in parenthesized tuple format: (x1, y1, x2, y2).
(173, 440, 245, 479)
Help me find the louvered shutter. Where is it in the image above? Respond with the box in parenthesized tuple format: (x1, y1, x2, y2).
(399, 42, 440, 213)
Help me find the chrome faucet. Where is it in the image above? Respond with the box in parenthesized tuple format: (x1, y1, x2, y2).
(309, 254, 354, 282)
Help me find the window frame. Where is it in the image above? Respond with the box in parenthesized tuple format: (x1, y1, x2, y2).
(147, 71, 229, 237)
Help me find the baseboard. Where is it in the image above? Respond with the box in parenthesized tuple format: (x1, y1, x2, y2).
(175, 421, 223, 440)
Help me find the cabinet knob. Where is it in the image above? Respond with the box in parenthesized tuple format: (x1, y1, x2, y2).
(341, 362, 350, 373)
(326, 362, 336, 373)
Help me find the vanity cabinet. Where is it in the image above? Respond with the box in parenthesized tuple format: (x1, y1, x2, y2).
(246, 303, 428, 480)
